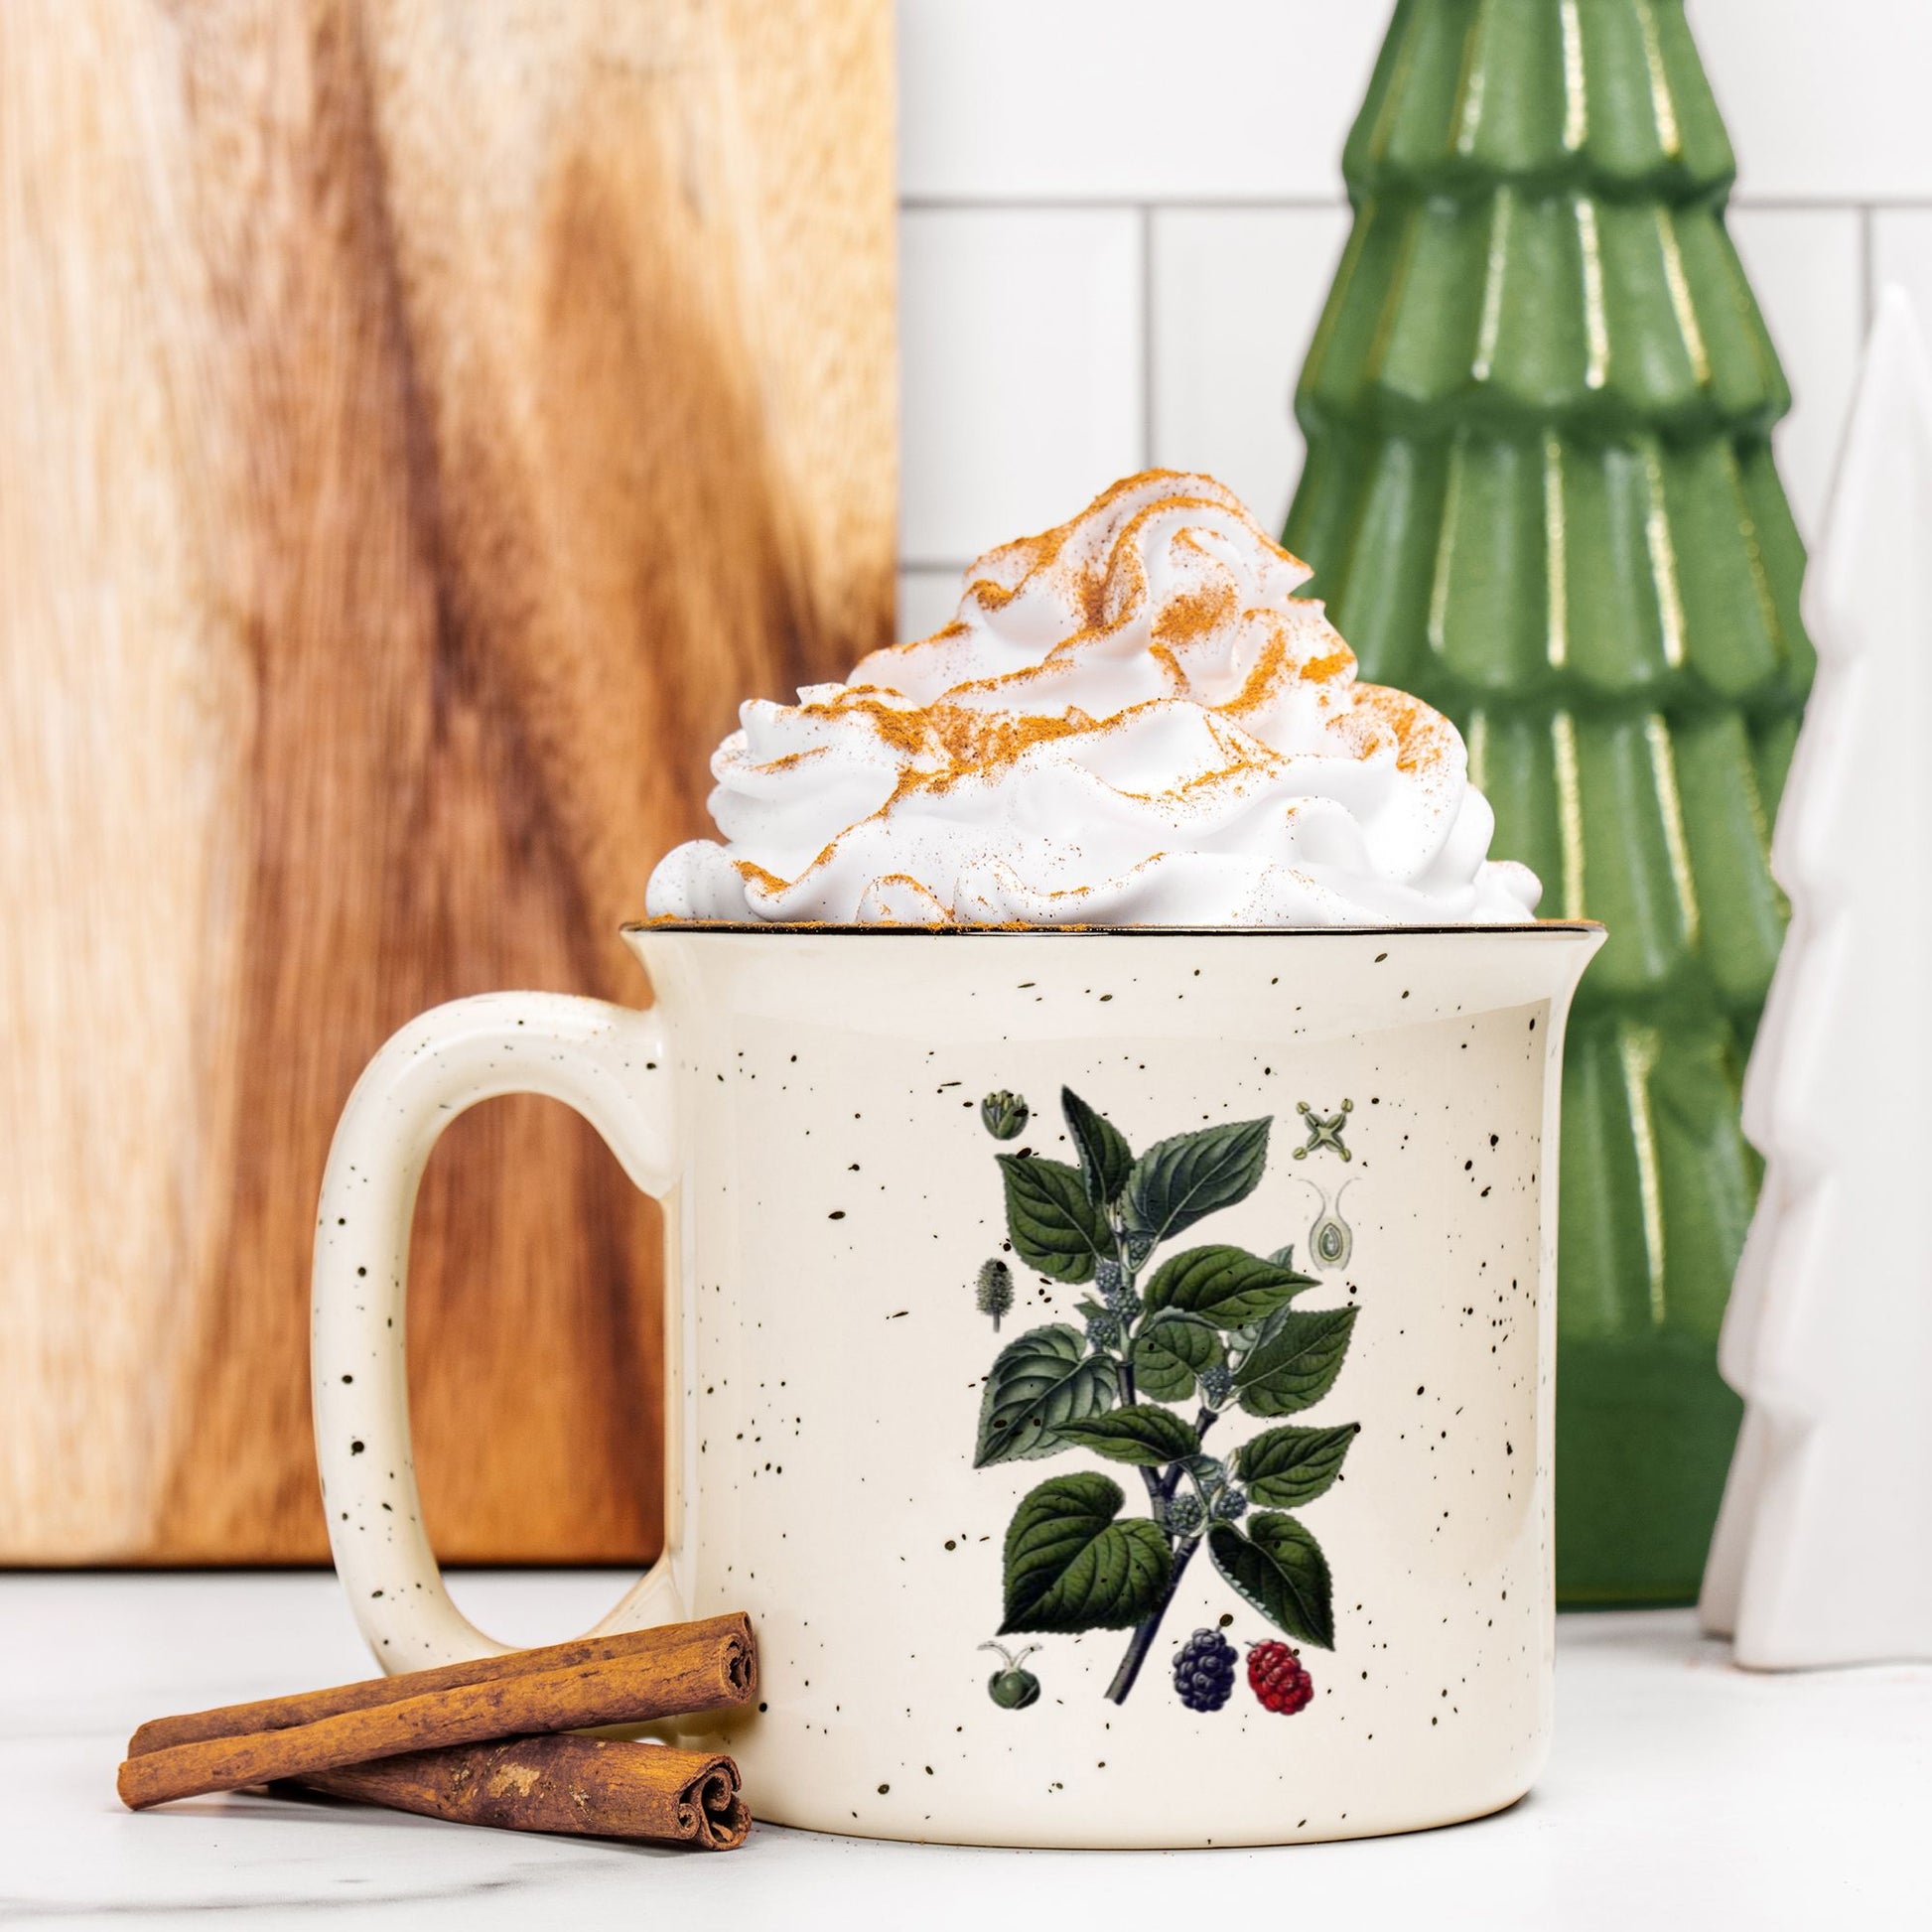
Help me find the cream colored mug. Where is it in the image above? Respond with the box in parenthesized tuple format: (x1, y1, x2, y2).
(313, 920, 1601, 1847)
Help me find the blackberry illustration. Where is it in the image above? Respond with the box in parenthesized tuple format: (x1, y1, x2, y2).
(1247, 1640, 1314, 1716)
(975, 1259, 1015, 1331)
(1172, 1628, 1237, 1712)
(1198, 1363, 1233, 1409)
(1164, 1492, 1205, 1540)
(981, 1091, 1029, 1140)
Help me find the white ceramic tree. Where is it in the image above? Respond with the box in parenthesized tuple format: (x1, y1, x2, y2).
(1700, 289, 1932, 1667)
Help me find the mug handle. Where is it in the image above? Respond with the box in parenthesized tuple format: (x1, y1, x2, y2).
(311, 991, 680, 1669)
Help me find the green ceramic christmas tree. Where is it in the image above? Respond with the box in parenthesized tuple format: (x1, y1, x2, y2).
(1285, 0, 1813, 1603)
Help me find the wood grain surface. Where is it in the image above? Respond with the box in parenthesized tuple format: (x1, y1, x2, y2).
(0, 0, 895, 1563)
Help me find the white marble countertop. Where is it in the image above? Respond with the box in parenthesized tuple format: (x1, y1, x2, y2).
(2, 1571, 1926, 1930)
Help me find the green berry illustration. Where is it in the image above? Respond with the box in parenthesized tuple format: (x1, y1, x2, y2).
(980, 1091, 1029, 1140)
(1198, 1363, 1233, 1410)
(979, 1641, 1040, 1710)
(1164, 1492, 1205, 1540)
(1082, 1302, 1123, 1352)
(1094, 1258, 1141, 1323)
(1211, 1484, 1249, 1525)
(975, 1258, 1014, 1331)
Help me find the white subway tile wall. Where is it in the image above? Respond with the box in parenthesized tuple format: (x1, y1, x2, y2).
(895, 0, 1932, 638)
(1150, 207, 1352, 535)
(1873, 211, 1932, 337)
(1728, 208, 1866, 537)
(1693, 1, 1932, 201)
(897, 566, 970, 645)
(899, 208, 1145, 565)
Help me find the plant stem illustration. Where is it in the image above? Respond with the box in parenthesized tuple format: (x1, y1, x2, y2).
(972, 1087, 1363, 1706)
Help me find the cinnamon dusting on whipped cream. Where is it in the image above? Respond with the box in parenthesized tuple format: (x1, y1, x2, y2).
(647, 472, 1540, 926)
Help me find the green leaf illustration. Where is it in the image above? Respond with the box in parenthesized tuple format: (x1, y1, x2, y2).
(1208, 1512, 1335, 1648)
(974, 1325, 1120, 1467)
(1059, 1404, 1201, 1467)
(1234, 1423, 1360, 1508)
(1129, 1311, 1225, 1402)
(1233, 1305, 1357, 1417)
(998, 1155, 1113, 1284)
(1176, 1452, 1229, 1499)
(1062, 1087, 1134, 1207)
(1001, 1472, 1173, 1634)
(1143, 1244, 1317, 1328)
(1123, 1117, 1272, 1246)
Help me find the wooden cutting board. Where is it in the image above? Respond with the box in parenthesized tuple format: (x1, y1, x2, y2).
(0, 0, 895, 1563)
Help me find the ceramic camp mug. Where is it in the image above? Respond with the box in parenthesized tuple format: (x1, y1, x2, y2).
(313, 920, 1602, 1847)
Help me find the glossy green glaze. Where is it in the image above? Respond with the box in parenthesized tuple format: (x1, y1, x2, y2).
(1285, 0, 1810, 1603)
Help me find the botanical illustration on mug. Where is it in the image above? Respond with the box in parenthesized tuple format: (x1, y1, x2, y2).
(969, 1086, 1364, 1708)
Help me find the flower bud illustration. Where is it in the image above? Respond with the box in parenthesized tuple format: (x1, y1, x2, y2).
(1292, 1097, 1353, 1161)
(975, 1258, 1015, 1330)
(1308, 1180, 1357, 1272)
(980, 1090, 1030, 1140)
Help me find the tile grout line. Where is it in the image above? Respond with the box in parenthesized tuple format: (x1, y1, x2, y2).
(1140, 205, 1156, 471)
(898, 194, 1351, 214)
(898, 196, 1932, 216)
(1727, 196, 1932, 214)
(1861, 205, 1876, 336)
(896, 191, 1897, 580)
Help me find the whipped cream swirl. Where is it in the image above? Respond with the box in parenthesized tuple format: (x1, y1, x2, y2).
(646, 472, 1540, 926)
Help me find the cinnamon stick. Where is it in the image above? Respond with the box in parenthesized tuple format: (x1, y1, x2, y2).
(118, 1613, 756, 1812)
(282, 1737, 749, 1850)
(129, 1613, 754, 1755)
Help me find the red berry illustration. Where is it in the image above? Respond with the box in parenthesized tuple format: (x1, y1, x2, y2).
(1247, 1640, 1313, 1715)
